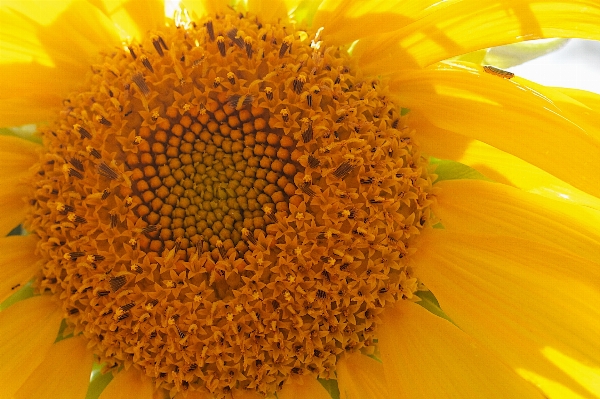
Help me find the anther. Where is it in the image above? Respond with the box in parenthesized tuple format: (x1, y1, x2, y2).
(109, 212, 118, 228)
(87, 254, 105, 262)
(293, 74, 306, 94)
(86, 146, 101, 158)
(141, 56, 154, 72)
(300, 182, 315, 197)
(206, 19, 215, 41)
(56, 202, 74, 214)
(244, 36, 253, 58)
(152, 36, 165, 56)
(242, 228, 257, 245)
(306, 94, 313, 107)
(63, 164, 83, 179)
(262, 205, 276, 222)
(227, 28, 245, 49)
(69, 158, 84, 171)
(132, 73, 150, 97)
(332, 161, 355, 178)
(109, 275, 127, 292)
(131, 264, 143, 274)
(216, 36, 226, 57)
(307, 154, 320, 168)
(227, 72, 236, 85)
(391, 119, 399, 129)
(96, 115, 112, 126)
(265, 87, 273, 100)
(216, 240, 226, 258)
(213, 77, 221, 88)
(280, 108, 289, 122)
(141, 225, 159, 234)
(279, 36, 292, 58)
(67, 213, 87, 224)
(127, 45, 137, 59)
(301, 121, 313, 143)
(100, 188, 110, 201)
(97, 162, 119, 180)
(74, 124, 92, 139)
(64, 251, 85, 260)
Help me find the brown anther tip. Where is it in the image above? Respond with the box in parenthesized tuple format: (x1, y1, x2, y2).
(98, 162, 119, 180)
(216, 36, 226, 57)
(86, 146, 101, 158)
(132, 73, 150, 97)
(109, 275, 127, 292)
(141, 56, 154, 72)
(74, 124, 92, 139)
(205, 19, 215, 41)
(96, 115, 112, 126)
(152, 36, 165, 56)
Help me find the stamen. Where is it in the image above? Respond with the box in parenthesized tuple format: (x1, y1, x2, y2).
(227, 28, 245, 49)
(96, 115, 112, 126)
(206, 19, 215, 41)
(132, 73, 150, 97)
(244, 36, 253, 58)
(217, 36, 226, 57)
(332, 161, 355, 178)
(141, 56, 154, 72)
(109, 275, 127, 292)
(73, 124, 91, 139)
(86, 146, 101, 159)
(97, 162, 119, 180)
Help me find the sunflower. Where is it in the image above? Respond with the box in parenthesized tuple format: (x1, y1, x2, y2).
(1, 0, 599, 398)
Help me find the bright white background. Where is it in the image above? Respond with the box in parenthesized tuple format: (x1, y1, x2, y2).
(508, 39, 600, 94)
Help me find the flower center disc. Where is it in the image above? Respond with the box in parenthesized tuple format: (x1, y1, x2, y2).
(26, 9, 434, 398)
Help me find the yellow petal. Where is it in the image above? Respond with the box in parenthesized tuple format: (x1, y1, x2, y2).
(433, 179, 600, 263)
(391, 62, 600, 198)
(355, 0, 600, 72)
(555, 87, 600, 111)
(0, 136, 39, 234)
(14, 336, 93, 399)
(247, 0, 288, 22)
(314, 0, 439, 45)
(414, 229, 600, 399)
(0, 235, 38, 302)
(337, 353, 389, 399)
(278, 376, 332, 399)
(411, 113, 600, 209)
(99, 368, 154, 399)
(378, 301, 545, 399)
(93, 0, 165, 41)
(0, 2, 121, 126)
(0, 295, 63, 399)
(181, 0, 231, 19)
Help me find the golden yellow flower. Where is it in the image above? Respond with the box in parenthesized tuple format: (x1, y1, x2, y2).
(0, 1, 599, 399)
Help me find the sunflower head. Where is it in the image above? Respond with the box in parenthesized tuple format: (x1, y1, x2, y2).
(24, 4, 434, 397)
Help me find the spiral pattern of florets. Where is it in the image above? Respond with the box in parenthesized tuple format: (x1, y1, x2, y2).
(26, 9, 434, 398)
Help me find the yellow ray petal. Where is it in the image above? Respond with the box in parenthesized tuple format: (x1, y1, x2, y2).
(278, 376, 332, 399)
(391, 62, 600, 198)
(99, 368, 154, 399)
(0, 2, 121, 126)
(555, 87, 600, 111)
(181, 0, 232, 19)
(93, 0, 165, 41)
(0, 295, 63, 399)
(411, 113, 600, 209)
(0, 136, 39, 234)
(314, 0, 439, 45)
(14, 336, 93, 399)
(337, 353, 389, 399)
(247, 0, 288, 22)
(378, 301, 545, 399)
(433, 179, 600, 263)
(414, 229, 600, 399)
(355, 0, 600, 72)
(0, 235, 38, 302)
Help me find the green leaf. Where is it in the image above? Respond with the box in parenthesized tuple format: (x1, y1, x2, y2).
(430, 158, 492, 182)
(318, 378, 340, 399)
(86, 364, 114, 399)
